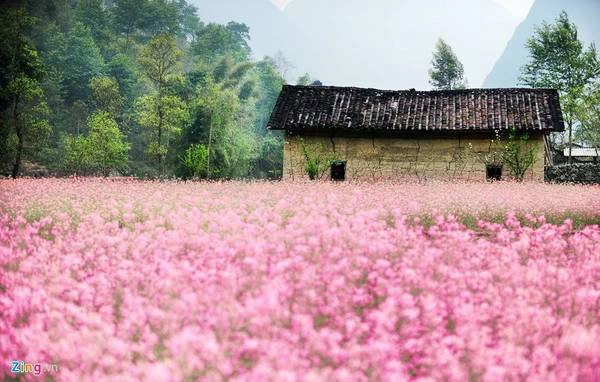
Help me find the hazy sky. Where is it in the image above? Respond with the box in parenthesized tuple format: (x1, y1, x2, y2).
(491, 0, 535, 18)
(193, 0, 541, 89)
(271, 0, 535, 18)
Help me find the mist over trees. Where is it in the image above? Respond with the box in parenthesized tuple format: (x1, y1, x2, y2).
(0, 0, 289, 179)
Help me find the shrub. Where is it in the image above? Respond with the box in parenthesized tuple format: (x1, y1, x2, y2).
(300, 138, 340, 180)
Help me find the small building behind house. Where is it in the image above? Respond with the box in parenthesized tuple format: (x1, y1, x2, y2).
(563, 147, 600, 163)
(267, 85, 565, 181)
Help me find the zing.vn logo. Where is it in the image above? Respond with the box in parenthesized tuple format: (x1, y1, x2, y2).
(11, 361, 59, 376)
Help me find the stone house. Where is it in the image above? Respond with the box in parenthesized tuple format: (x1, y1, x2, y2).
(267, 85, 565, 181)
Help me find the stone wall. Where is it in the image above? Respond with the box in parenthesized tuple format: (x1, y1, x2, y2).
(283, 132, 546, 181)
(545, 164, 600, 184)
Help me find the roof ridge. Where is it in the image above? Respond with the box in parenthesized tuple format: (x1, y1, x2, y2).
(283, 84, 558, 93)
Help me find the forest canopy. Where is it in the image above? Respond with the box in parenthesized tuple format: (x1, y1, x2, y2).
(0, 0, 291, 179)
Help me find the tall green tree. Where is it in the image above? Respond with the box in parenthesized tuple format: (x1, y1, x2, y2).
(112, 0, 146, 50)
(0, 8, 50, 178)
(211, 57, 255, 99)
(138, 0, 180, 37)
(63, 22, 105, 103)
(179, 143, 208, 178)
(575, 83, 600, 153)
(188, 78, 256, 179)
(73, 0, 110, 51)
(429, 38, 467, 90)
(192, 23, 251, 66)
(254, 57, 284, 131)
(63, 112, 129, 176)
(251, 57, 285, 179)
(176, 0, 202, 41)
(90, 76, 124, 117)
(134, 94, 187, 171)
(38, 23, 67, 133)
(5, 77, 50, 178)
(107, 54, 138, 101)
(138, 33, 183, 171)
(519, 11, 600, 163)
(87, 112, 130, 176)
(63, 133, 95, 175)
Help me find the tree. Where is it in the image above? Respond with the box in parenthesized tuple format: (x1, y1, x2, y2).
(138, 33, 183, 171)
(0, 8, 50, 178)
(139, 34, 182, 89)
(112, 0, 146, 50)
(179, 143, 208, 178)
(135, 94, 187, 169)
(90, 76, 123, 117)
(254, 57, 285, 131)
(63, 133, 95, 175)
(38, 22, 67, 132)
(188, 78, 257, 179)
(138, 0, 180, 37)
(250, 56, 285, 179)
(211, 57, 255, 99)
(519, 11, 600, 164)
(429, 38, 467, 90)
(87, 112, 129, 176)
(63, 22, 105, 103)
(5, 77, 50, 178)
(107, 54, 138, 101)
(176, 0, 202, 42)
(63, 112, 129, 176)
(296, 73, 313, 86)
(501, 128, 539, 181)
(192, 23, 251, 66)
(254, 132, 283, 179)
(575, 83, 600, 154)
(73, 0, 110, 51)
(194, 79, 235, 179)
(300, 138, 339, 180)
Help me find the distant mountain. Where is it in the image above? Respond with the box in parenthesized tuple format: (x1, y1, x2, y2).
(191, 0, 522, 89)
(484, 0, 600, 88)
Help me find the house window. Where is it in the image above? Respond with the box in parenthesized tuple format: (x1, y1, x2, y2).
(331, 161, 346, 181)
(486, 165, 502, 181)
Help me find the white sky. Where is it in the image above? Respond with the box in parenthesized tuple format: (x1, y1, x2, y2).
(270, 0, 290, 11)
(491, 0, 535, 18)
(271, 0, 536, 19)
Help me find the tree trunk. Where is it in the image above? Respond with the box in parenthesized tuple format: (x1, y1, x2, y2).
(206, 118, 213, 180)
(11, 129, 23, 179)
(157, 91, 164, 175)
(11, 94, 21, 179)
(568, 120, 573, 165)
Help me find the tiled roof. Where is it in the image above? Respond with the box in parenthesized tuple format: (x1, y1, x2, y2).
(267, 85, 565, 133)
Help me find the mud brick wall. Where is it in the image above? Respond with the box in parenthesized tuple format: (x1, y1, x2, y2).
(283, 132, 545, 182)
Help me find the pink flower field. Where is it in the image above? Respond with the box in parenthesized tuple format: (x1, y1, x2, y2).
(1, 178, 600, 381)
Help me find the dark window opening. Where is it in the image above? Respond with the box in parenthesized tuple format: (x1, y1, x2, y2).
(331, 161, 346, 181)
(486, 165, 503, 181)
